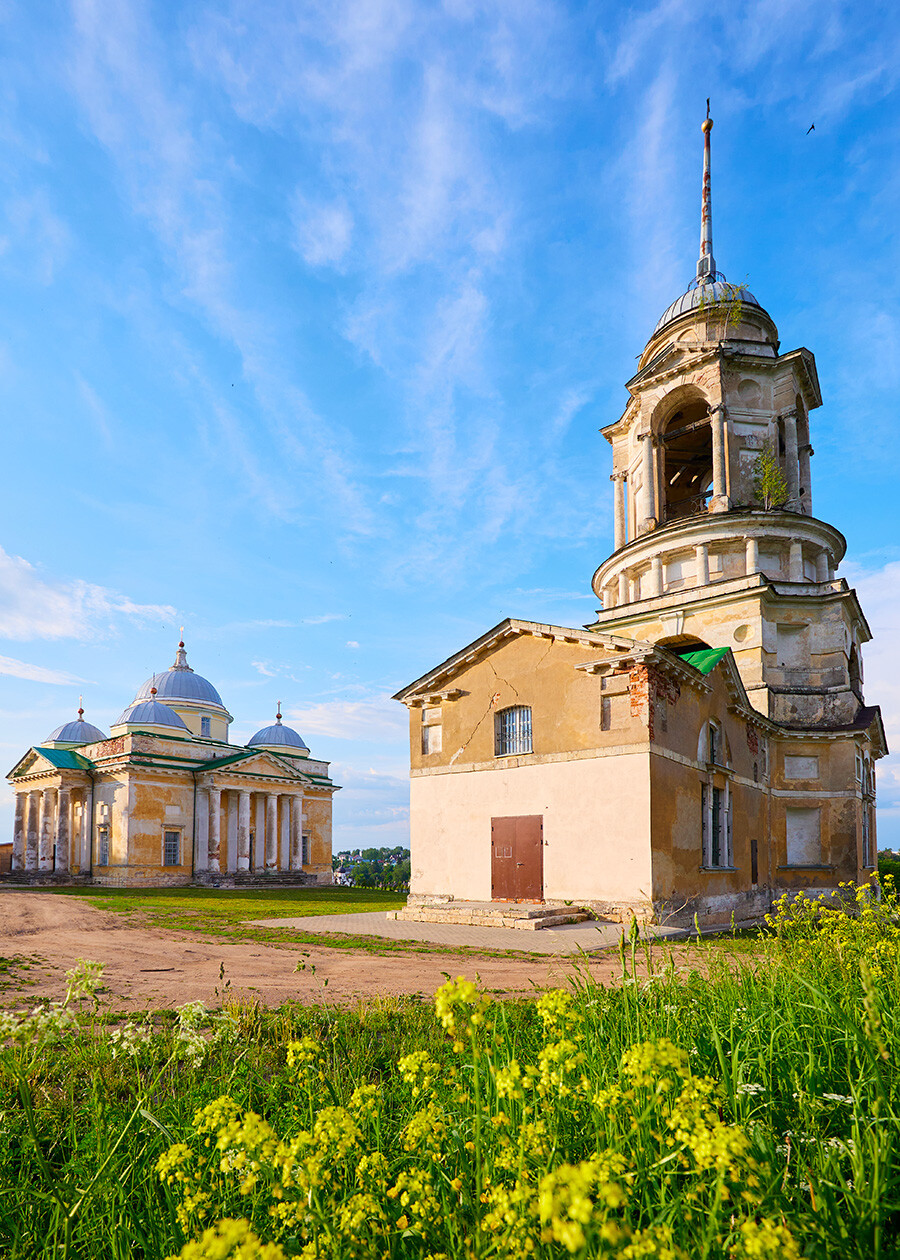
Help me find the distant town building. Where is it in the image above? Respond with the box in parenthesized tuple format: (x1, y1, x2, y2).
(395, 113, 886, 927)
(5, 641, 338, 887)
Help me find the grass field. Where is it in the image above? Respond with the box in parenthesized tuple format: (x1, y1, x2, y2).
(3, 882, 900, 1258)
(48, 886, 558, 959)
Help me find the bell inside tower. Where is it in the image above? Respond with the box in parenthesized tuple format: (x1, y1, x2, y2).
(660, 396, 713, 522)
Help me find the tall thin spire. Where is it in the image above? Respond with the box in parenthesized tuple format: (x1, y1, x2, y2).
(696, 100, 717, 284)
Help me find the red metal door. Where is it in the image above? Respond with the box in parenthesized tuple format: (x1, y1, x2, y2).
(491, 817, 517, 900)
(491, 815, 543, 901)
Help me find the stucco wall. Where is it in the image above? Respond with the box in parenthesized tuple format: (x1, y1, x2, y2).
(410, 753, 652, 908)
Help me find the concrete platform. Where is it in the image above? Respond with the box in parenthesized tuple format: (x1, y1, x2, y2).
(247, 909, 686, 955)
(391, 900, 592, 930)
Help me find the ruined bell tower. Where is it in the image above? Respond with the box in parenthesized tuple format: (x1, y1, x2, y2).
(589, 110, 872, 734)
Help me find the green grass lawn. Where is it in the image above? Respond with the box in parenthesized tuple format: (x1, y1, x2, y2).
(49, 886, 545, 958)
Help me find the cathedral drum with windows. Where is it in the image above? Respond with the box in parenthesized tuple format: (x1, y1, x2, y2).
(5, 642, 338, 887)
(394, 113, 886, 926)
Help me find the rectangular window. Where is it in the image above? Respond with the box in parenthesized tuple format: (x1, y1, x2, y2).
(702, 783, 730, 868)
(97, 825, 110, 867)
(495, 706, 533, 756)
(200, 716, 211, 737)
(163, 830, 181, 867)
(708, 724, 719, 766)
(862, 806, 871, 869)
(422, 724, 442, 754)
(785, 806, 821, 866)
(301, 833, 311, 865)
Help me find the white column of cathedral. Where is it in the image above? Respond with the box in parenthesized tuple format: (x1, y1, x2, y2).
(782, 409, 800, 509)
(12, 795, 25, 872)
(25, 791, 39, 871)
(55, 787, 70, 874)
(265, 793, 279, 869)
(289, 796, 304, 870)
(695, 543, 709, 586)
(789, 540, 804, 582)
(237, 791, 251, 872)
(39, 788, 55, 872)
(640, 435, 657, 526)
(208, 785, 221, 873)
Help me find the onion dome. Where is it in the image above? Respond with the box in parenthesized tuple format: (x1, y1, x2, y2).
(247, 705, 309, 756)
(45, 702, 107, 747)
(114, 686, 190, 732)
(135, 639, 225, 708)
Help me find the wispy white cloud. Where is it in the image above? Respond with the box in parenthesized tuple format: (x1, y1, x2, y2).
(292, 195, 353, 268)
(0, 545, 175, 641)
(0, 655, 87, 685)
(286, 694, 407, 741)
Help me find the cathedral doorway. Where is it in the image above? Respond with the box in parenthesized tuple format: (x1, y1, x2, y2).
(660, 399, 713, 522)
(491, 815, 543, 901)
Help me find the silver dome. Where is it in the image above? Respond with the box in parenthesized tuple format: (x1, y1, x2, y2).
(115, 698, 190, 731)
(653, 281, 767, 337)
(248, 712, 309, 753)
(46, 717, 107, 744)
(135, 643, 225, 708)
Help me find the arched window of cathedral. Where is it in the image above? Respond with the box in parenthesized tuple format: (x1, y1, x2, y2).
(494, 706, 533, 757)
(849, 644, 862, 698)
(658, 395, 713, 522)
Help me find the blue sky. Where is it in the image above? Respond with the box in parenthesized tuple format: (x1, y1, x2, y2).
(1, 0, 899, 849)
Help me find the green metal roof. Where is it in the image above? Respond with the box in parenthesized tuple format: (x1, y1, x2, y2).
(677, 647, 731, 675)
(32, 747, 94, 770)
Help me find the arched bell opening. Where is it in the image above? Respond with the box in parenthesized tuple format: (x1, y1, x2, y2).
(659, 396, 713, 522)
(660, 635, 713, 654)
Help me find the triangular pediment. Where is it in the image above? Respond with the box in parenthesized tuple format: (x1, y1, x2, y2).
(7, 746, 92, 780)
(198, 748, 314, 784)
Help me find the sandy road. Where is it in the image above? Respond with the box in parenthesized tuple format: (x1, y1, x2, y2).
(0, 892, 633, 1011)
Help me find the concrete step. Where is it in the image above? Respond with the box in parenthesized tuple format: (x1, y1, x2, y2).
(390, 903, 592, 930)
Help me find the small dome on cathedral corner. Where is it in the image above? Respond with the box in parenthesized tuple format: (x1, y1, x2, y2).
(247, 703, 310, 756)
(44, 699, 107, 747)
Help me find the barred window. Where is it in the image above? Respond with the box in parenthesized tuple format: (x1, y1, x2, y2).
(163, 830, 181, 867)
(701, 782, 731, 868)
(302, 833, 311, 865)
(494, 705, 533, 756)
(97, 825, 110, 867)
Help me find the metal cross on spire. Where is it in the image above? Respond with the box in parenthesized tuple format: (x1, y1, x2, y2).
(696, 99, 717, 285)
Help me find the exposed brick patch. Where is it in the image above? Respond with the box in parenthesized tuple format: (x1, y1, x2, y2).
(746, 724, 759, 754)
(628, 665, 681, 740)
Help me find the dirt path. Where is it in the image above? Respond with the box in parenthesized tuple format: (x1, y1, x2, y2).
(0, 893, 651, 1011)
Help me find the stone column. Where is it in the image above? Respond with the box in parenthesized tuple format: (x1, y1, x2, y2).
(816, 550, 830, 583)
(649, 555, 663, 598)
(695, 543, 709, 587)
(237, 791, 251, 872)
(55, 787, 70, 874)
(709, 406, 730, 510)
(265, 793, 279, 870)
(611, 472, 627, 550)
(782, 410, 800, 509)
(789, 540, 804, 583)
(80, 796, 91, 871)
(194, 788, 209, 872)
(617, 571, 628, 606)
(12, 794, 26, 872)
(39, 788, 55, 872)
(745, 536, 759, 577)
(290, 796, 303, 870)
(208, 786, 221, 874)
(25, 792, 40, 871)
(639, 435, 657, 531)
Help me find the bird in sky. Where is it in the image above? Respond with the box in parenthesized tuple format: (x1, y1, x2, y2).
(806, 123, 815, 134)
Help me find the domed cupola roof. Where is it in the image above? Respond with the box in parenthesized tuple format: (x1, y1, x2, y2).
(247, 706, 309, 756)
(135, 639, 226, 709)
(44, 702, 107, 747)
(114, 688, 190, 732)
(653, 280, 768, 337)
